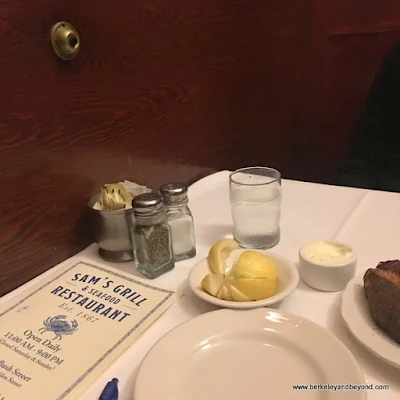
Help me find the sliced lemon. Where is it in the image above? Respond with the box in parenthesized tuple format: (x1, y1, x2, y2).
(231, 277, 276, 300)
(201, 274, 224, 297)
(234, 251, 278, 279)
(208, 239, 239, 275)
(229, 284, 252, 302)
(217, 285, 232, 301)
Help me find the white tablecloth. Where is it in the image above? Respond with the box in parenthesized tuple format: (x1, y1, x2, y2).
(2, 171, 399, 399)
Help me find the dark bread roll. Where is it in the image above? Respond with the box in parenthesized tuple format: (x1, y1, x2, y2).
(363, 260, 400, 344)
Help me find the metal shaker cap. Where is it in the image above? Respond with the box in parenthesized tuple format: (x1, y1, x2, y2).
(160, 182, 188, 204)
(132, 192, 163, 216)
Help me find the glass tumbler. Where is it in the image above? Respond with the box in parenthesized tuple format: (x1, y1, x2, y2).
(229, 167, 282, 249)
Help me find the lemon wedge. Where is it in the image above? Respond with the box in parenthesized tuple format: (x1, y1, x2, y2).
(233, 250, 278, 279)
(216, 285, 232, 301)
(201, 274, 225, 297)
(231, 277, 276, 300)
(208, 239, 239, 275)
(201, 246, 279, 302)
(229, 284, 251, 302)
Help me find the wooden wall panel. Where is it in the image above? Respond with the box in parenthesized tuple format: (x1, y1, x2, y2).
(311, 1, 400, 182)
(0, 0, 314, 295)
(324, 0, 400, 35)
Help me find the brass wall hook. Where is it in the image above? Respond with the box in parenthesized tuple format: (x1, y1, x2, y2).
(50, 22, 80, 60)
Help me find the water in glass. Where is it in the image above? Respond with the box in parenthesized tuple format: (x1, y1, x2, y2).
(230, 168, 281, 249)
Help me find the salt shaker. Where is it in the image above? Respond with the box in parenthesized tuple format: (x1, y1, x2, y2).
(160, 182, 196, 262)
(131, 192, 175, 279)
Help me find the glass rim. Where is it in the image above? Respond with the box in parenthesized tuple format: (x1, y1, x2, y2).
(229, 166, 281, 186)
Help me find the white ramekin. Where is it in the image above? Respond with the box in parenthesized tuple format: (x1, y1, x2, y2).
(298, 240, 357, 292)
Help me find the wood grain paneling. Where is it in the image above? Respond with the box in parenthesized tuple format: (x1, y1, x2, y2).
(0, 0, 314, 295)
(311, 1, 400, 183)
(324, 0, 400, 35)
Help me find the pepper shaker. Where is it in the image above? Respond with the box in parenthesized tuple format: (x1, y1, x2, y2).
(131, 192, 175, 279)
(160, 182, 196, 262)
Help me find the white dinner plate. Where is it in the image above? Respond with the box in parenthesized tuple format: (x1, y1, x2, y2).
(341, 275, 400, 369)
(188, 249, 299, 309)
(134, 308, 366, 400)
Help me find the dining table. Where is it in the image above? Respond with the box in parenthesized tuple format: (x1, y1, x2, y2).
(2, 170, 399, 399)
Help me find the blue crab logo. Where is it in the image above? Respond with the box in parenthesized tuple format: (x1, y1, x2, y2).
(38, 315, 78, 340)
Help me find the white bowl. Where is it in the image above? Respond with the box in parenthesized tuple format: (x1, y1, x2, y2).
(188, 249, 299, 309)
(298, 240, 357, 292)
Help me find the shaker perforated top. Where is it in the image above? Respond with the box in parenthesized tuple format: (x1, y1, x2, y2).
(132, 192, 163, 216)
(159, 182, 188, 204)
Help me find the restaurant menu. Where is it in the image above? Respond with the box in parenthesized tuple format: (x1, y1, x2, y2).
(0, 261, 181, 400)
